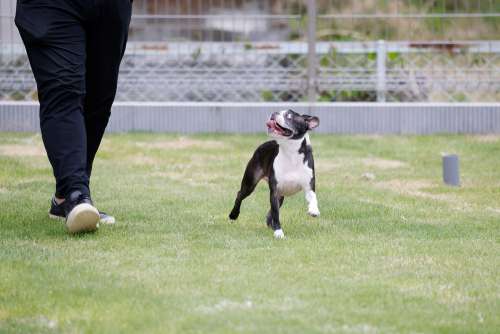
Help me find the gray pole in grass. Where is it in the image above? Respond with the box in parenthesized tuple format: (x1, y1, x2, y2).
(443, 154, 460, 186)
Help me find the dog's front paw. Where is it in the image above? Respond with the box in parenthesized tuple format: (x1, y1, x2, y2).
(273, 229, 285, 239)
(229, 210, 239, 220)
(308, 206, 320, 217)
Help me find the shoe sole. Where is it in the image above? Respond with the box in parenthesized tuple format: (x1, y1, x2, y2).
(48, 213, 64, 221)
(65, 203, 100, 234)
(49, 212, 115, 225)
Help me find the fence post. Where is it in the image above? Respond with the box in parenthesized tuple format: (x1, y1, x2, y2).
(306, 0, 317, 103)
(376, 40, 386, 102)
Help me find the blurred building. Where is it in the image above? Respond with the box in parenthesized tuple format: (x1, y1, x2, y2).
(130, 0, 289, 42)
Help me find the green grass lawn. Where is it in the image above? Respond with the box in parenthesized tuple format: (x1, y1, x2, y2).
(0, 132, 499, 333)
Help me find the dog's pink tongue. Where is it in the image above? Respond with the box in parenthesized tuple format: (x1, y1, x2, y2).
(266, 120, 275, 129)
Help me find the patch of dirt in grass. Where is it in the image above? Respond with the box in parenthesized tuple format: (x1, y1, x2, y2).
(353, 134, 384, 140)
(189, 154, 227, 166)
(400, 282, 476, 306)
(128, 154, 159, 166)
(127, 152, 221, 167)
(385, 255, 436, 268)
(0, 144, 46, 157)
(468, 135, 500, 143)
(375, 179, 452, 201)
(0, 187, 7, 194)
(317, 157, 406, 173)
(151, 171, 204, 186)
(331, 324, 380, 334)
(362, 158, 407, 169)
(487, 207, 500, 215)
(15, 316, 58, 330)
(314, 161, 342, 173)
(315, 159, 344, 173)
(136, 137, 228, 150)
(198, 299, 253, 314)
(17, 177, 51, 186)
(133, 152, 233, 186)
(151, 167, 237, 187)
(436, 284, 477, 305)
(273, 296, 307, 312)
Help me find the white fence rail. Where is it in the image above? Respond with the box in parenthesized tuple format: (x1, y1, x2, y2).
(1, 102, 499, 134)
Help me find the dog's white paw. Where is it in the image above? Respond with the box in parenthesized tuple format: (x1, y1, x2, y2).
(273, 229, 285, 239)
(308, 207, 320, 217)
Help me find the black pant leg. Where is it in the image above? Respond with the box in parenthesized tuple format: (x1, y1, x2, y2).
(83, 0, 132, 177)
(15, 2, 89, 198)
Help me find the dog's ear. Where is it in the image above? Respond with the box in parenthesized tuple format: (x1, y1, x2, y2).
(303, 115, 320, 130)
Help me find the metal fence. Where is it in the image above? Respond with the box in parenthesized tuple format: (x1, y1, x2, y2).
(1, 0, 499, 103)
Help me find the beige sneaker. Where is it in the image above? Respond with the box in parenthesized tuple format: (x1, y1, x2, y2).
(61, 191, 100, 234)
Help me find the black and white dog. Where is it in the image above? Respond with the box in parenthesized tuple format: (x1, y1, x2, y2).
(229, 109, 320, 239)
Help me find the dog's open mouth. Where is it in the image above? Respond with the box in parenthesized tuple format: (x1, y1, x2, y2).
(266, 119, 293, 136)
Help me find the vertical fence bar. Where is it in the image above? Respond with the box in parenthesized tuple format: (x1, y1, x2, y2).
(376, 40, 387, 102)
(307, 0, 317, 103)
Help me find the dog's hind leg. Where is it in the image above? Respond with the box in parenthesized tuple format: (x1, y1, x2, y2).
(266, 196, 284, 228)
(229, 167, 263, 220)
(267, 173, 285, 239)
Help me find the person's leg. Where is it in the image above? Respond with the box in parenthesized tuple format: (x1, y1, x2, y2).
(84, 0, 132, 178)
(16, 1, 100, 233)
(15, 1, 89, 198)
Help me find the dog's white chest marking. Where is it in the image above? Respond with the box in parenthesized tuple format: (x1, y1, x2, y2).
(274, 138, 313, 197)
